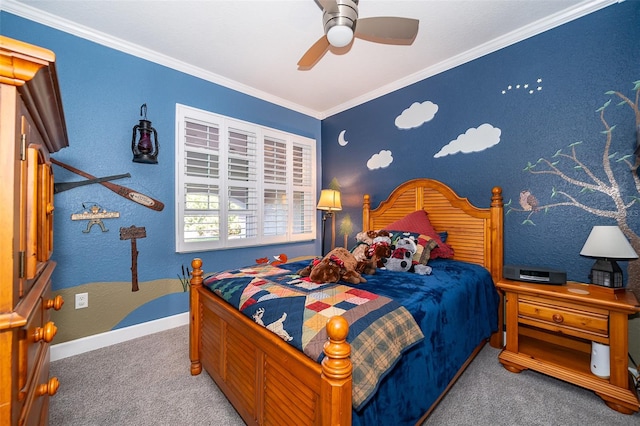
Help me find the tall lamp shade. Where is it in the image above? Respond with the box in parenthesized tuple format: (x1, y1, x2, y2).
(580, 226, 638, 288)
(317, 189, 342, 255)
(317, 189, 342, 212)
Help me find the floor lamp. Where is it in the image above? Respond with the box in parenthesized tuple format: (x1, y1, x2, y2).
(317, 189, 342, 256)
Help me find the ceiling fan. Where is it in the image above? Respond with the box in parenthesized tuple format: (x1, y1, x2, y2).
(298, 0, 419, 70)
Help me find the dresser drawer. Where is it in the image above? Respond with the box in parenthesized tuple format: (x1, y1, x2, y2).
(18, 294, 58, 396)
(19, 346, 59, 426)
(518, 296, 609, 340)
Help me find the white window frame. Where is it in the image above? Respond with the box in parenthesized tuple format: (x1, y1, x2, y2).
(175, 104, 316, 253)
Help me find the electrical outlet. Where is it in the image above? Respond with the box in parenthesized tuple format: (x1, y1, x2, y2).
(75, 292, 88, 309)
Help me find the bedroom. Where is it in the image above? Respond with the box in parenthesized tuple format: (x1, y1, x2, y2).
(1, 0, 639, 424)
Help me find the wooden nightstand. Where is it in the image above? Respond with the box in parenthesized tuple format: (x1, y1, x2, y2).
(496, 279, 640, 414)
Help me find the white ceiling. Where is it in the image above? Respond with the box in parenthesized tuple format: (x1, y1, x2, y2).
(3, 0, 618, 119)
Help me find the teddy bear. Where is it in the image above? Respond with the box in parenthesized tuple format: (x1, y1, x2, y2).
(368, 230, 393, 268)
(350, 230, 393, 275)
(384, 236, 417, 273)
(351, 230, 376, 262)
(297, 247, 367, 284)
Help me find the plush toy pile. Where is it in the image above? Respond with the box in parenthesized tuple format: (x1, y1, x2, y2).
(351, 230, 433, 276)
(297, 247, 367, 284)
(351, 230, 393, 275)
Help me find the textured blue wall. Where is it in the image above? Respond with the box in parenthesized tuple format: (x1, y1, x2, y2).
(1, 13, 322, 292)
(321, 1, 640, 284)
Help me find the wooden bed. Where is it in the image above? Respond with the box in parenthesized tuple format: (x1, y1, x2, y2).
(189, 178, 504, 425)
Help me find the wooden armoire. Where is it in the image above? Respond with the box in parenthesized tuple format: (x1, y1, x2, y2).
(0, 36, 68, 425)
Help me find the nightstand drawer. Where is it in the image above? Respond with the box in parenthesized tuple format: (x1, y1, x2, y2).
(518, 296, 609, 339)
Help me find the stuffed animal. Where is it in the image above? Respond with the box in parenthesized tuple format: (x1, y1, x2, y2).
(256, 253, 288, 266)
(413, 264, 432, 275)
(368, 230, 392, 268)
(351, 230, 376, 262)
(352, 230, 392, 275)
(384, 237, 417, 273)
(356, 258, 377, 276)
(297, 247, 367, 284)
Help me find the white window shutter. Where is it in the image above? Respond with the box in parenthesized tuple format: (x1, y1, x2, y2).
(175, 104, 316, 252)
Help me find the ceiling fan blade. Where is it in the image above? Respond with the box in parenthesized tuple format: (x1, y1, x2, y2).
(354, 17, 419, 45)
(298, 35, 331, 70)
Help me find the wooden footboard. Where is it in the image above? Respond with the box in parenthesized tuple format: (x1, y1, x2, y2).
(189, 258, 352, 425)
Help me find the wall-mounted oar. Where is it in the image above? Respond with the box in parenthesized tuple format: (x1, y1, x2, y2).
(51, 158, 165, 211)
(54, 173, 131, 193)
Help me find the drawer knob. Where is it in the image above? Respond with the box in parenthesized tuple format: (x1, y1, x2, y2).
(34, 321, 57, 343)
(45, 294, 64, 311)
(46, 203, 55, 215)
(552, 313, 564, 324)
(37, 377, 60, 397)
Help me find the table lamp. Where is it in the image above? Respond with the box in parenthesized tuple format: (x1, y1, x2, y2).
(579, 225, 638, 288)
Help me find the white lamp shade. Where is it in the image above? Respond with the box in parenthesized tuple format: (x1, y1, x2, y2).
(580, 226, 638, 259)
(317, 189, 342, 211)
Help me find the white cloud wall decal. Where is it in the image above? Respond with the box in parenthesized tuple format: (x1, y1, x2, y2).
(395, 101, 439, 129)
(434, 123, 501, 158)
(367, 150, 393, 170)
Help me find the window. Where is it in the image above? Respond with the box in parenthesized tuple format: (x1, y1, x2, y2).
(175, 104, 316, 252)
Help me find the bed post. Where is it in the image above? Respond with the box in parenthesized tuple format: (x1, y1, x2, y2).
(190, 258, 203, 375)
(489, 187, 504, 349)
(321, 316, 352, 426)
(362, 194, 371, 231)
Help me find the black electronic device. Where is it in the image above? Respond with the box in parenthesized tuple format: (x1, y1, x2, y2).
(503, 265, 567, 285)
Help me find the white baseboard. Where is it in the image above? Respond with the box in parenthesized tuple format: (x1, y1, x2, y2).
(50, 312, 189, 362)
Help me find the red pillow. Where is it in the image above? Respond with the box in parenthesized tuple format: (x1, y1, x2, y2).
(383, 210, 454, 259)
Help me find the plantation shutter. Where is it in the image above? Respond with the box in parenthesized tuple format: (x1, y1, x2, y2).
(182, 119, 221, 244)
(263, 137, 288, 236)
(227, 127, 257, 241)
(292, 142, 314, 236)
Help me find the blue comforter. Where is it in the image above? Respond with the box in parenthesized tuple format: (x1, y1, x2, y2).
(205, 258, 499, 425)
(342, 258, 500, 425)
(203, 261, 425, 410)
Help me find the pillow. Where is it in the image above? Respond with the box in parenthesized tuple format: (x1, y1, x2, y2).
(386, 230, 439, 265)
(384, 210, 454, 259)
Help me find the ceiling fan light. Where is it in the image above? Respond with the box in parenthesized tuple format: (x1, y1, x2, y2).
(327, 25, 353, 47)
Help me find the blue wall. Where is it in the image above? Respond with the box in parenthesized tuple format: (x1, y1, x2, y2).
(2, 12, 322, 289)
(322, 1, 640, 285)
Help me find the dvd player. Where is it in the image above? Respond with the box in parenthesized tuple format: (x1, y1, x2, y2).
(503, 265, 566, 285)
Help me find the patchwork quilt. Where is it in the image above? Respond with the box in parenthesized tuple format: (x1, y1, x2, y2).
(203, 263, 425, 410)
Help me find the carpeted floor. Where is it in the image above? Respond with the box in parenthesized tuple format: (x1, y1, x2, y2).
(50, 325, 640, 425)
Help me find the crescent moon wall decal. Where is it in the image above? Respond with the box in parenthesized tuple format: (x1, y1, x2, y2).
(338, 130, 349, 146)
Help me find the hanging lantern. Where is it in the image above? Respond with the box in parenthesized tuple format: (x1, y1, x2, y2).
(131, 103, 159, 164)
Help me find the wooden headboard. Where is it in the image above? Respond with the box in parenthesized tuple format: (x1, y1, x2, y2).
(362, 178, 504, 283)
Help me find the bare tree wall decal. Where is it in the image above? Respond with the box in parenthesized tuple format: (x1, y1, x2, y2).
(506, 80, 640, 297)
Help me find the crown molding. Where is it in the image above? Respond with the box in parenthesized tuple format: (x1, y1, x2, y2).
(1, 0, 322, 119)
(321, 0, 621, 119)
(2, 0, 620, 120)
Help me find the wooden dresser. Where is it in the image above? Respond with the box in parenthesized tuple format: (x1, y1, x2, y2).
(0, 36, 68, 425)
